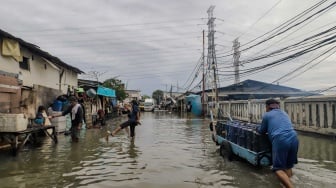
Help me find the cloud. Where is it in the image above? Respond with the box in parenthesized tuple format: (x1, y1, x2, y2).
(1, 0, 335, 95)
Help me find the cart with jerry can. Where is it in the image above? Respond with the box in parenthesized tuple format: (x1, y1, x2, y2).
(210, 120, 272, 166)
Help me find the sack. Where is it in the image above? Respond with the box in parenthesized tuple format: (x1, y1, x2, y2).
(42, 112, 51, 126)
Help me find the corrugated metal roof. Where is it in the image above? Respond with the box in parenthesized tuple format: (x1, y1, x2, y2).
(218, 79, 303, 93)
(201, 79, 316, 100)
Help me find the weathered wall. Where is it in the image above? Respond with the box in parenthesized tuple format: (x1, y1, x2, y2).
(61, 69, 78, 94)
(21, 85, 63, 119)
(0, 72, 21, 113)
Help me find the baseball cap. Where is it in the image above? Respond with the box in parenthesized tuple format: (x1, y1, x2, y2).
(265, 99, 279, 105)
(68, 96, 77, 102)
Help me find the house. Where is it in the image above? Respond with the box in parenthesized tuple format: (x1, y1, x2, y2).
(124, 90, 141, 103)
(0, 29, 83, 118)
(163, 91, 181, 100)
(77, 79, 117, 127)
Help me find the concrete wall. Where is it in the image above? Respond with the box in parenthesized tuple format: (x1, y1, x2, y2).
(212, 96, 336, 136)
(60, 68, 78, 94)
(21, 85, 63, 119)
(0, 73, 21, 113)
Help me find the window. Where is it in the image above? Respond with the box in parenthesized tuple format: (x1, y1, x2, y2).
(19, 57, 30, 70)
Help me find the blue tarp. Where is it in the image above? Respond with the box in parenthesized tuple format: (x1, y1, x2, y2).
(185, 94, 202, 116)
(97, 86, 116, 97)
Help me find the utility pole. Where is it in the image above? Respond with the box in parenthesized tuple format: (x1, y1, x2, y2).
(233, 38, 241, 85)
(202, 30, 205, 106)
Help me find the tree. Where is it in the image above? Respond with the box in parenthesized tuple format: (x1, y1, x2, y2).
(152, 90, 163, 104)
(103, 78, 127, 101)
(142, 95, 150, 100)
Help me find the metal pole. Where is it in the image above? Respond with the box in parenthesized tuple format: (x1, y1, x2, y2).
(202, 30, 205, 115)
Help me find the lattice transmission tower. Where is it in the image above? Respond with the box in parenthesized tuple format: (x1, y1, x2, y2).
(206, 6, 219, 104)
(233, 38, 241, 85)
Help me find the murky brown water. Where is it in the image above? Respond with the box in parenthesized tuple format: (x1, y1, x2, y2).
(0, 112, 335, 188)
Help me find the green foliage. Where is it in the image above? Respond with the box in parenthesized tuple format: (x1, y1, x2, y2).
(142, 95, 150, 100)
(152, 90, 164, 104)
(103, 78, 127, 101)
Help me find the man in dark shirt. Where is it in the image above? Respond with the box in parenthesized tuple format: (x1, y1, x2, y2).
(53, 96, 83, 142)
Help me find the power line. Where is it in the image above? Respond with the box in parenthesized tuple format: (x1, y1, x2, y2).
(239, 0, 336, 54)
(238, 0, 283, 38)
(279, 46, 336, 83)
(240, 26, 336, 64)
(218, 0, 332, 57)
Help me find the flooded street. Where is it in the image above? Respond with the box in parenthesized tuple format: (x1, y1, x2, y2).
(1, 112, 336, 188)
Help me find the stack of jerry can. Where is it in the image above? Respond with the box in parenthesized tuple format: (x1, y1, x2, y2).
(215, 120, 271, 152)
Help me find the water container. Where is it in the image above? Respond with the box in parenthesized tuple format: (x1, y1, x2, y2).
(62, 101, 70, 111)
(245, 127, 254, 151)
(252, 132, 270, 152)
(227, 122, 234, 142)
(86, 88, 97, 98)
(259, 134, 271, 151)
(215, 121, 224, 137)
(53, 100, 63, 111)
(238, 126, 246, 148)
(228, 123, 238, 143)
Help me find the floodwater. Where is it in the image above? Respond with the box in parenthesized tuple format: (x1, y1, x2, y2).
(0, 112, 335, 188)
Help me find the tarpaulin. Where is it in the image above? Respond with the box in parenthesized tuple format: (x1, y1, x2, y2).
(97, 86, 116, 97)
(2, 38, 22, 62)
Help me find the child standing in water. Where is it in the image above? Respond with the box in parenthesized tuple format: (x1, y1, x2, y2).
(34, 106, 52, 126)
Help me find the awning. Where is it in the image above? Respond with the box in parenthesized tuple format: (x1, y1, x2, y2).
(76, 88, 84, 93)
(97, 86, 116, 97)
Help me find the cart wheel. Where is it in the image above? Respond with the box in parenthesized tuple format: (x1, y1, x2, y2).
(212, 134, 219, 145)
(209, 122, 213, 131)
(220, 141, 234, 161)
(258, 154, 272, 166)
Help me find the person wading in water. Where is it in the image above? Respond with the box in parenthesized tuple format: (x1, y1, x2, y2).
(106, 100, 140, 141)
(53, 96, 83, 142)
(257, 99, 299, 188)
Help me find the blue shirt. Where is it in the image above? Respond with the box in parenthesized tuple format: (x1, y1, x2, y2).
(257, 109, 296, 143)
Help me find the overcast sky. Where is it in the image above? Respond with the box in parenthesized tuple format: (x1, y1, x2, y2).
(1, 0, 335, 95)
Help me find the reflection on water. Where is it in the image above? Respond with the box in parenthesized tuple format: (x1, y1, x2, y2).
(294, 133, 336, 188)
(298, 133, 336, 162)
(0, 112, 335, 188)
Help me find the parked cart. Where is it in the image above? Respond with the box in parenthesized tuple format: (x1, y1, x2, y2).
(0, 113, 58, 156)
(210, 120, 272, 166)
(0, 125, 58, 156)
